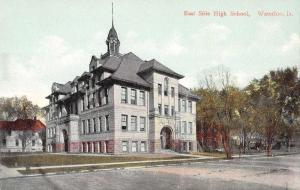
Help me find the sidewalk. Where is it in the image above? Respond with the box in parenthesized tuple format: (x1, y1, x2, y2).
(0, 163, 22, 178)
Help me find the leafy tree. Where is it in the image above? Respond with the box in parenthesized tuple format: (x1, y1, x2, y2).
(270, 67, 300, 151)
(0, 96, 44, 120)
(196, 68, 244, 158)
(246, 67, 299, 156)
(0, 96, 45, 153)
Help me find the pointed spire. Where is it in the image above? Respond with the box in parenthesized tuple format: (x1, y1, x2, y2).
(103, 2, 120, 58)
(112, 2, 114, 27)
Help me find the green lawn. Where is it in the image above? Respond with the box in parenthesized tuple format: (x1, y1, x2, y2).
(18, 158, 212, 175)
(0, 154, 190, 168)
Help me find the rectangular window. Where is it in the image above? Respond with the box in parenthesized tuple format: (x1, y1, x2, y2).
(171, 87, 175, 97)
(131, 89, 137, 104)
(131, 116, 137, 131)
(121, 87, 128, 103)
(88, 119, 91, 133)
(188, 101, 192, 113)
(98, 117, 102, 132)
(105, 115, 109, 131)
(32, 140, 36, 146)
(132, 141, 138, 152)
(164, 105, 169, 116)
(178, 99, 181, 112)
(81, 120, 85, 134)
(92, 92, 96, 107)
(140, 91, 145, 106)
(189, 122, 193, 134)
(87, 94, 90, 109)
(171, 106, 175, 116)
(164, 78, 168, 96)
(182, 100, 186, 112)
(122, 141, 128, 152)
(140, 117, 146, 131)
(121, 115, 128, 131)
(181, 121, 187, 134)
(182, 142, 187, 151)
(85, 120, 89, 134)
(189, 142, 192, 151)
(15, 139, 19, 146)
(158, 104, 162, 115)
(158, 84, 162, 95)
(2, 139, 6, 146)
(141, 141, 146, 152)
(93, 118, 96, 133)
(104, 88, 109, 105)
(98, 90, 102, 106)
(176, 122, 181, 133)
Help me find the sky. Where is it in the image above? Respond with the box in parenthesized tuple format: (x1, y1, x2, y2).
(0, 0, 299, 107)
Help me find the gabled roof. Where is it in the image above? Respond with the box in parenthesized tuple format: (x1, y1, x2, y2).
(138, 59, 184, 79)
(52, 82, 72, 95)
(110, 52, 151, 87)
(178, 84, 200, 100)
(77, 72, 91, 82)
(102, 56, 122, 71)
(0, 119, 45, 132)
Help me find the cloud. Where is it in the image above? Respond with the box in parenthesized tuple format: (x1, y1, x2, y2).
(0, 35, 90, 106)
(161, 33, 187, 56)
(281, 33, 300, 53)
(122, 30, 186, 60)
(191, 23, 231, 43)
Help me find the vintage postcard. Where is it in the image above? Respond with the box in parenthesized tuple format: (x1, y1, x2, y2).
(0, 0, 299, 189)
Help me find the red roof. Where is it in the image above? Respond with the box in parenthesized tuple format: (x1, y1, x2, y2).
(0, 119, 45, 132)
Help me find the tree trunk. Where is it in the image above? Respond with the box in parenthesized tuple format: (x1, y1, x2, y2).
(222, 128, 232, 159)
(243, 130, 247, 154)
(266, 142, 272, 156)
(287, 138, 290, 152)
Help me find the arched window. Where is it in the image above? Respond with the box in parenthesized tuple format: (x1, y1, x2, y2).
(164, 77, 169, 96)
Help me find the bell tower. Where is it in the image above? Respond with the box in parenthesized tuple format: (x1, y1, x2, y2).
(105, 3, 120, 56)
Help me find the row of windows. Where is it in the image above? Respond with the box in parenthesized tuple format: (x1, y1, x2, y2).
(158, 104, 175, 116)
(179, 99, 193, 113)
(48, 128, 56, 138)
(1, 139, 35, 146)
(122, 141, 147, 152)
(83, 88, 109, 111)
(121, 87, 145, 106)
(177, 121, 193, 134)
(157, 77, 176, 97)
(81, 115, 110, 134)
(157, 101, 193, 116)
(182, 141, 193, 152)
(121, 115, 146, 132)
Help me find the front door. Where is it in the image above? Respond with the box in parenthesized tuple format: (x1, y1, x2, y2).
(160, 127, 172, 149)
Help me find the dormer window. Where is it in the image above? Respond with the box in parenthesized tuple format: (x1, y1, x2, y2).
(164, 77, 169, 96)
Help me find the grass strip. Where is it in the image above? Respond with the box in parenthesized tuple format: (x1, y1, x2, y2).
(18, 158, 217, 175)
(1, 154, 188, 168)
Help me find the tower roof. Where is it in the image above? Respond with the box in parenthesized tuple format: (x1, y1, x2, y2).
(107, 25, 119, 40)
